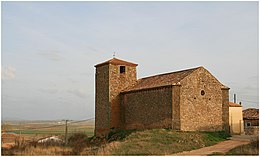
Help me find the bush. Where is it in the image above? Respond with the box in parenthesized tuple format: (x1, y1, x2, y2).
(1, 148, 15, 156)
(205, 131, 230, 142)
(107, 130, 136, 142)
(68, 132, 89, 155)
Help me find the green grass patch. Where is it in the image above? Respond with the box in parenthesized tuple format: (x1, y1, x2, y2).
(106, 129, 229, 155)
(12, 129, 94, 137)
(203, 131, 230, 145)
(13, 130, 64, 134)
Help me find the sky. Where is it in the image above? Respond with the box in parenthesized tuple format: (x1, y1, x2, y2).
(1, 1, 259, 120)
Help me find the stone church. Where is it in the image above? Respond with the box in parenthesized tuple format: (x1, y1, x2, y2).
(95, 58, 230, 136)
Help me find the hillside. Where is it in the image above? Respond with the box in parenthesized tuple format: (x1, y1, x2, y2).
(2, 128, 230, 155)
(87, 129, 230, 155)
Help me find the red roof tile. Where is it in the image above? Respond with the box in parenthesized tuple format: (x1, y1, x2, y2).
(243, 108, 259, 120)
(122, 67, 201, 93)
(229, 102, 242, 107)
(95, 58, 138, 67)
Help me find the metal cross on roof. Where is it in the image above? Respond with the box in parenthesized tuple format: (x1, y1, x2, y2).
(113, 52, 116, 58)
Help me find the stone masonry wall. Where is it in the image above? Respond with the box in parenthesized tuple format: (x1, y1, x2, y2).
(109, 64, 137, 129)
(179, 67, 223, 131)
(95, 65, 110, 136)
(222, 89, 230, 133)
(122, 87, 172, 130)
(172, 85, 181, 130)
(244, 126, 259, 135)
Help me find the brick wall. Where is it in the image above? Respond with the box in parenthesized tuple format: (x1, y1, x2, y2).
(179, 67, 223, 131)
(122, 86, 172, 130)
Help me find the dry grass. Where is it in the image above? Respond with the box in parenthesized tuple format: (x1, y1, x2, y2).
(2, 146, 73, 156)
(21, 146, 72, 156)
(1, 120, 95, 155)
(2, 129, 230, 156)
(2, 132, 99, 156)
(94, 142, 120, 155)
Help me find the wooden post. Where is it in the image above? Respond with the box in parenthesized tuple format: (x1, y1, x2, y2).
(19, 122, 22, 147)
(65, 120, 68, 146)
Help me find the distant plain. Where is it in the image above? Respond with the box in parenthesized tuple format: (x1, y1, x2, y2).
(2, 120, 95, 141)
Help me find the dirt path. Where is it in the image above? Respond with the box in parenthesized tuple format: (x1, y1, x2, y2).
(171, 135, 251, 156)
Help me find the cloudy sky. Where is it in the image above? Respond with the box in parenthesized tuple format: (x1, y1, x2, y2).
(2, 1, 258, 120)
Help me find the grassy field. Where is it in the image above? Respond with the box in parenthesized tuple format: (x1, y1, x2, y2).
(91, 129, 230, 155)
(2, 121, 231, 156)
(2, 146, 74, 156)
(2, 128, 230, 155)
(1, 120, 95, 141)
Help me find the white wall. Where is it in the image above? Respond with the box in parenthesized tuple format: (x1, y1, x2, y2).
(229, 107, 244, 134)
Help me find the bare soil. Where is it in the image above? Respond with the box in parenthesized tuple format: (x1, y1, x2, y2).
(171, 135, 251, 156)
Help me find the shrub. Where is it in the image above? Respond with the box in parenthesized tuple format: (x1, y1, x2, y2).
(107, 130, 136, 142)
(1, 148, 15, 156)
(205, 131, 230, 142)
(68, 132, 89, 155)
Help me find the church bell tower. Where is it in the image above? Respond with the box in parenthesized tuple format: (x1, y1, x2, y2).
(94, 57, 138, 136)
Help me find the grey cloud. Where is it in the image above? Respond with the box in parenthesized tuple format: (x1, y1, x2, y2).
(67, 89, 87, 98)
(85, 46, 100, 53)
(80, 72, 93, 76)
(243, 85, 258, 91)
(67, 78, 78, 83)
(249, 75, 259, 80)
(39, 88, 59, 94)
(39, 51, 64, 61)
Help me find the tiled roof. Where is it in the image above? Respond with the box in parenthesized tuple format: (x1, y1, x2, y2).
(243, 108, 259, 120)
(229, 102, 242, 107)
(122, 67, 201, 93)
(95, 58, 138, 67)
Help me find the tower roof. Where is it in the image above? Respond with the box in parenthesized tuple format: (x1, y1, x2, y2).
(229, 102, 242, 107)
(95, 58, 138, 67)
